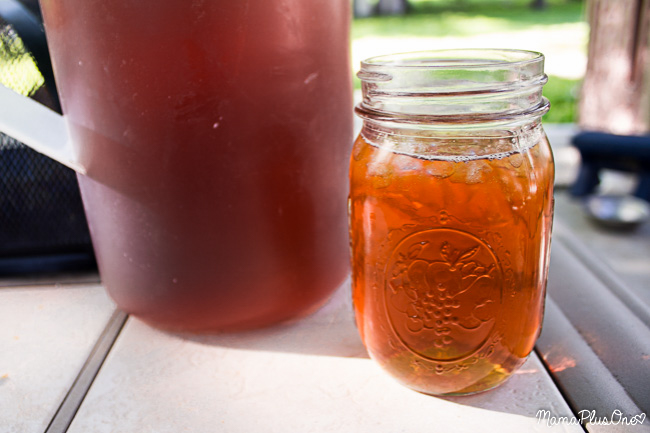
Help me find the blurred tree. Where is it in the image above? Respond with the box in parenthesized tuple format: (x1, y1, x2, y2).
(579, 0, 650, 134)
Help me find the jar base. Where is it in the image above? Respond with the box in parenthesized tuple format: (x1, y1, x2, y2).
(397, 358, 526, 397)
(432, 371, 514, 397)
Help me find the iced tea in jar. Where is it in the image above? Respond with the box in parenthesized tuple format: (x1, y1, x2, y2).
(349, 49, 554, 395)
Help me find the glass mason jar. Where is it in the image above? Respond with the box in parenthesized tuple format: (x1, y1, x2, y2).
(349, 49, 554, 395)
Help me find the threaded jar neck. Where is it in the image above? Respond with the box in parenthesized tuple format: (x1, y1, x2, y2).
(356, 49, 549, 127)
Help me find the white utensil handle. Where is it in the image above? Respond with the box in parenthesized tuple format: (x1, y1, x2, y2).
(0, 84, 85, 174)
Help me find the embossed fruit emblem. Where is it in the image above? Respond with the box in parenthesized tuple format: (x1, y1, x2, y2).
(385, 228, 502, 362)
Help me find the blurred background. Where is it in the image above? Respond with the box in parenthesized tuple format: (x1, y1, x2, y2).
(351, 0, 649, 132)
(352, 0, 587, 123)
(1, 0, 649, 276)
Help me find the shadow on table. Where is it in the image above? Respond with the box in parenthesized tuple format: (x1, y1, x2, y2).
(175, 277, 370, 359)
(166, 280, 570, 420)
(438, 353, 568, 419)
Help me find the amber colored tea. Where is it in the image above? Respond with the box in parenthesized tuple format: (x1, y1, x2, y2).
(349, 130, 554, 395)
(40, 0, 352, 331)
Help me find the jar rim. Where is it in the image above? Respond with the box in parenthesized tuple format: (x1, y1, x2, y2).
(357, 48, 548, 124)
(360, 49, 544, 71)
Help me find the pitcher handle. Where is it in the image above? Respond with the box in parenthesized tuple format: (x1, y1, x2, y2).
(0, 84, 85, 174)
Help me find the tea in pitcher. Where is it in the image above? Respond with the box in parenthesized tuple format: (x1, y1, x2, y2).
(40, 0, 353, 331)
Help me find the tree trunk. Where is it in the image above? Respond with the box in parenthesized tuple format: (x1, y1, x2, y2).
(578, 0, 650, 134)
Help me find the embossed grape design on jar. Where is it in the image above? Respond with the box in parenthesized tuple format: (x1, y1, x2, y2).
(349, 49, 554, 395)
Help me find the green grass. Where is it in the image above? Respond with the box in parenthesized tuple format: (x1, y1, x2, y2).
(352, 0, 586, 123)
(543, 75, 580, 123)
(353, 0, 585, 38)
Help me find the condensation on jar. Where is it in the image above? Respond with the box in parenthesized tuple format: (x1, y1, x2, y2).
(349, 49, 555, 396)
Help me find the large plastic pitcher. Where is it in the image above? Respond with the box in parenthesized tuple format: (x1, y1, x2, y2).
(0, 0, 353, 332)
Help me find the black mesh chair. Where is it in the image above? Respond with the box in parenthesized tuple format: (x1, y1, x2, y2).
(0, 0, 96, 275)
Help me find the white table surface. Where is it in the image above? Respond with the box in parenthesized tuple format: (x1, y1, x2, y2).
(3, 124, 647, 432)
(0, 276, 580, 433)
(0, 283, 115, 433)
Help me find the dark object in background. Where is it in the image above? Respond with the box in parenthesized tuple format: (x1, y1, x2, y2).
(0, 1, 96, 275)
(354, 0, 410, 18)
(570, 131, 650, 202)
(531, 0, 547, 9)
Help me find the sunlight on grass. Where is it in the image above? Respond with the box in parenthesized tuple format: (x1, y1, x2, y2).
(353, 0, 586, 38)
(0, 33, 44, 96)
(352, 0, 587, 122)
(352, 22, 588, 79)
